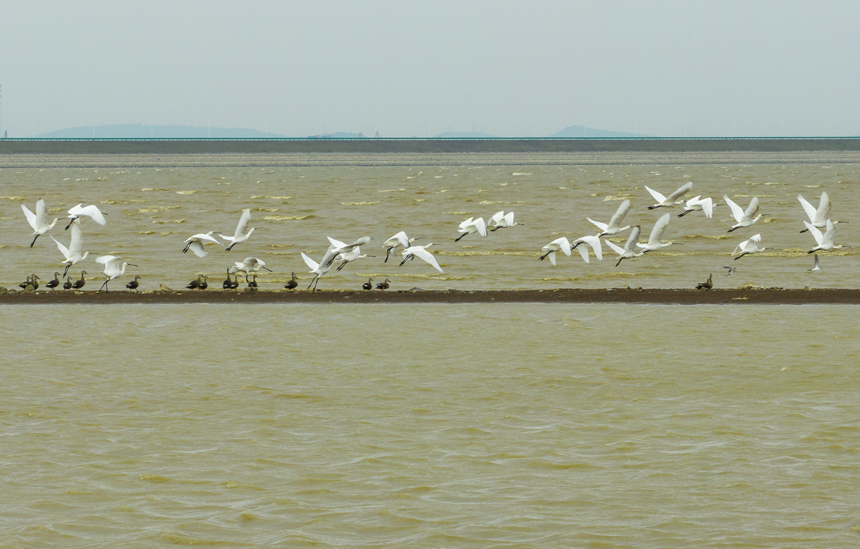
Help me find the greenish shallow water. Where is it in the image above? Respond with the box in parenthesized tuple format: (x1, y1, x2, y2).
(2, 304, 859, 548)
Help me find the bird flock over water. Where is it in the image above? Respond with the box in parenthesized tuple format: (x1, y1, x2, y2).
(11, 181, 846, 293)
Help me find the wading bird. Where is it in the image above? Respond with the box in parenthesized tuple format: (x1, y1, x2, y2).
(732, 234, 765, 260)
(798, 192, 831, 233)
(51, 221, 89, 277)
(183, 232, 221, 257)
(400, 243, 443, 273)
(301, 252, 331, 291)
(587, 199, 632, 237)
(645, 181, 693, 210)
(284, 272, 298, 290)
(604, 226, 643, 267)
(376, 278, 390, 290)
(334, 246, 369, 271)
(805, 219, 845, 254)
(22, 199, 59, 247)
(96, 256, 137, 292)
(488, 211, 519, 231)
(221, 209, 256, 251)
(455, 217, 487, 241)
(382, 231, 418, 262)
(678, 196, 715, 218)
(230, 257, 272, 283)
(539, 237, 572, 266)
(724, 196, 762, 232)
(636, 213, 675, 253)
(570, 235, 603, 263)
(65, 204, 107, 230)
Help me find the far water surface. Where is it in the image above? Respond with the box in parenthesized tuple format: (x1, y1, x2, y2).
(0, 160, 857, 290)
(2, 304, 859, 547)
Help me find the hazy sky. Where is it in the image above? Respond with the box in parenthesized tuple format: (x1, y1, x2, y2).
(1, 0, 858, 137)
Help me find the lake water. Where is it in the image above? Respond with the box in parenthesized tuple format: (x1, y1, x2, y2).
(1, 153, 859, 547)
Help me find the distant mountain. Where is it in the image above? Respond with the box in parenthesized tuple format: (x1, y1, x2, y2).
(37, 124, 281, 139)
(549, 125, 648, 138)
(435, 131, 495, 138)
(307, 132, 367, 138)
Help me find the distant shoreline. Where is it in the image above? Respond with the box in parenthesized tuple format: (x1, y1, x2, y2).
(1, 288, 858, 305)
(1, 137, 860, 155)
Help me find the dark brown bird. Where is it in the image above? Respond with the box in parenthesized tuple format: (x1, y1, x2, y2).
(376, 278, 390, 290)
(187, 274, 207, 290)
(18, 274, 32, 289)
(63, 276, 73, 290)
(126, 275, 141, 292)
(72, 271, 87, 290)
(696, 273, 713, 290)
(45, 272, 61, 291)
(247, 274, 258, 288)
(362, 277, 373, 290)
(230, 273, 240, 290)
(284, 272, 298, 290)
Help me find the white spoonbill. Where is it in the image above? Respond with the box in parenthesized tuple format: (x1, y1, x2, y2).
(732, 233, 765, 260)
(570, 235, 603, 263)
(96, 255, 137, 291)
(587, 199, 632, 237)
(724, 196, 762, 232)
(400, 243, 444, 273)
(230, 257, 272, 282)
(183, 231, 221, 257)
(645, 181, 693, 210)
(51, 220, 89, 277)
(22, 199, 59, 247)
(798, 192, 831, 233)
(65, 204, 107, 230)
(455, 217, 487, 241)
(488, 211, 519, 231)
(636, 213, 675, 253)
(301, 252, 331, 291)
(604, 226, 643, 267)
(334, 246, 369, 271)
(805, 219, 845, 254)
(539, 237, 572, 266)
(321, 236, 372, 270)
(382, 231, 418, 262)
(678, 196, 715, 218)
(221, 209, 256, 251)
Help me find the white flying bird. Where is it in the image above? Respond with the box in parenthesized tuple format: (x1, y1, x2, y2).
(301, 252, 331, 291)
(400, 243, 443, 273)
(732, 233, 765, 260)
(51, 220, 89, 277)
(230, 257, 272, 282)
(678, 196, 715, 218)
(724, 195, 762, 232)
(604, 226, 644, 267)
(805, 219, 845, 254)
(488, 211, 519, 231)
(570, 235, 603, 263)
(183, 231, 221, 258)
(455, 217, 488, 241)
(65, 204, 107, 230)
(798, 192, 831, 233)
(539, 237, 572, 266)
(95, 255, 137, 291)
(587, 199, 632, 237)
(636, 213, 675, 252)
(382, 231, 418, 262)
(645, 181, 693, 210)
(221, 209, 256, 251)
(22, 199, 59, 247)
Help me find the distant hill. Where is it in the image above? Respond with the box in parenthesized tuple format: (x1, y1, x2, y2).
(307, 132, 368, 138)
(37, 124, 281, 139)
(435, 131, 495, 138)
(550, 125, 648, 138)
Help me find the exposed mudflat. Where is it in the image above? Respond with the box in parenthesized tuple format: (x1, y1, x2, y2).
(1, 288, 858, 304)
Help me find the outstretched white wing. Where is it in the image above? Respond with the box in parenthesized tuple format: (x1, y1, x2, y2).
(301, 252, 319, 272)
(647, 213, 671, 246)
(815, 192, 831, 224)
(608, 199, 631, 229)
(51, 236, 71, 259)
(724, 196, 744, 222)
(188, 241, 207, 258)
(743, 197, 760, 220)
(473, 217, 487, 237)
(587, 217, 608, 231)
(234, 209, 251, 239)
(604, 239, 624, 255)
(644, 186, 667, 204)
(804, 221, 824, 245)
(797, 195, 817, 223)
(21, 203, 37, 230)
(624, 226, 641, 253)
(665, 181, 693, 203)
(69, 204, 107, 225)
(409, 247, 443, 273)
